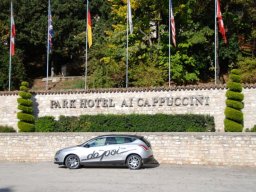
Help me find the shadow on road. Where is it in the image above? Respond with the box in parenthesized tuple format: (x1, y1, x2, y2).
(0, 187, 13, 192)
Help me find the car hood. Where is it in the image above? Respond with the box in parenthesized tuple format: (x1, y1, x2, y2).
(59, 145, 81, 153)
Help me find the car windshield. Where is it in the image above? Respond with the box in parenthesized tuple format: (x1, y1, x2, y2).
(85, 137, 106, 147)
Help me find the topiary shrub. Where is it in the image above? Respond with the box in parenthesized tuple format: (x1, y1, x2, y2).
(17, 81, 35, 132)
(224, 69, 244, 132)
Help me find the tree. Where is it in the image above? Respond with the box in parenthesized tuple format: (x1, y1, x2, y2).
(0, 1, 26, 90)
(224, 69, 244, 132)
(17, 81, 35, 132)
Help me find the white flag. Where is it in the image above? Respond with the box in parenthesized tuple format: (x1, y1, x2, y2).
(128, 0, 133, 34)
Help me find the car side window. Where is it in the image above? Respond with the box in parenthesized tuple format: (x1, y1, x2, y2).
(86, 137, 106, 148)
(105, 137, 117, 145)
(115, 137, 134, 144)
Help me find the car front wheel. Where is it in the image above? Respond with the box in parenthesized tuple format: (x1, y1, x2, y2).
(65, 154, 80, 169)
(127, 154, 142, 170)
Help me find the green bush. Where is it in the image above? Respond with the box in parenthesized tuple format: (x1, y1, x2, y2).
(17, 98, 33, 106)
(0, 126, 16, 132)
(224, 69, 244, 132)
(18, 105, 33, 113)
(224, 119, 243, 132)
(18, 121, 35, 132)
(55, 116, 81, 132)
(231, 69, 240, 75)
(226, 91, 244, 101)
(229, 74, 241, 82)
(238, 57, 256, 83)
(34, 114, 215, 132)
(225, 107, 243, 123)
(227, 82, 242, 92)
(250, 126, 256, 132)
(226, 99, 244, 110)
(35, 116, 56, 132)
(17, 112, 35, 123)
(17, 81, 35, 132)
(18, 91, 32, 99)
(21, 81, 29, 87)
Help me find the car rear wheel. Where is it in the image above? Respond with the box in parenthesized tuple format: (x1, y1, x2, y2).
(65, 154, 80, 169)
(127, 154, 142, 170)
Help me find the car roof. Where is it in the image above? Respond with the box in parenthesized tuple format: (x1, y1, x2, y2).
(95, 134, 143, 139)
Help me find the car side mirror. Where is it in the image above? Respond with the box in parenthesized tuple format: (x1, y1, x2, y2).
(84, 144, 90, 148)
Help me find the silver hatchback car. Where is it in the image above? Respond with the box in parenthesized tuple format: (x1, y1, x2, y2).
(54, 135, 154, 170)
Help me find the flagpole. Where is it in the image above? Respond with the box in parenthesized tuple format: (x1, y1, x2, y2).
(126, 0, 129, 88)
(214, 0, 217, 85)
(168, 0, 171, 87)
(85, 0, 88, 90)
(8, 1, 13, 91)
(46, 0, 50, 90)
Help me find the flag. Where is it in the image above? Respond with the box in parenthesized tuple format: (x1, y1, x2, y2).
(48, 1, 54, 52)
(169, 0, 176, 47)
(217, 0, 227, 44)
(128, 0, 133, 34)
(10, 1, 16, 56)
(87, 6, 92, 48)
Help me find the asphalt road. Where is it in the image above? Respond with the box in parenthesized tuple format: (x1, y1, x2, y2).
(0, 162, 255, 192)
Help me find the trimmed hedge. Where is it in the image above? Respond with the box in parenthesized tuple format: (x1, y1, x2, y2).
(0, 125, 16, 132)
(35, 114, 215, 132)
(224, 69, 244, 132)
(18, 104, 33, 113)
(17, 122, 35, 132)
(226, 99, 244, 110)
(226, 91, 244, 101)
(229, 74, 241, 82)
(224, 119, 243, 132)
(227, 82, 242, 92)
(17, 98, 33, 106)
(17, 112, 35, 122)
(35, 116, 56, 132)
(17, 81, 35, 132)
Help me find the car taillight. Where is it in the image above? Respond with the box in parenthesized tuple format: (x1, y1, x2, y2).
(139, 144, 149, 151)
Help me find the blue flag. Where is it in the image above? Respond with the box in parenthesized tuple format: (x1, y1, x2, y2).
(48, 2, 54, 52)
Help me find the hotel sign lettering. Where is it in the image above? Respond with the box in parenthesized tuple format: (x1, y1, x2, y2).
(50, 96, 210, 109)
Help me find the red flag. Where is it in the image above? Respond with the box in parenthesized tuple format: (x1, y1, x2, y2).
(217, 0, 227, 44)
(10, 3, 16, 56)
(170, 0, 176, 47)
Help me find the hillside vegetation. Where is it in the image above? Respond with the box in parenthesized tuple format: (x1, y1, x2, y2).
(0, 0, 255, 90)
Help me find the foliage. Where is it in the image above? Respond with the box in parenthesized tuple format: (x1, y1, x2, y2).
(250, 125, 256, 132)
(35, 116, 56, 132)
(34, 114, 215, 132)
(0, 0, 255, 88)
(0, 125, 16, 132)
(224, 69, 244, 132)
(237, 57, 256, 83)
(17, 81, 35, 132)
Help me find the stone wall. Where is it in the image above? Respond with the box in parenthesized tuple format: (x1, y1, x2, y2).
(0, 133, 255, 167)
(1, 85, 256, 132)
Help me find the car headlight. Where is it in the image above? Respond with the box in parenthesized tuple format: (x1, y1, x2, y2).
(55, 150, 62, 156)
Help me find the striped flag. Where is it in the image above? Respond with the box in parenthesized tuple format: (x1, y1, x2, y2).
(10, 1, 16, 56)
(87, 5, 92, 48)
(48, 1, 54, 52)
(217, 0, 227, 44)
(128, 0, 133, 34)
(169, 0, 176, 47)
